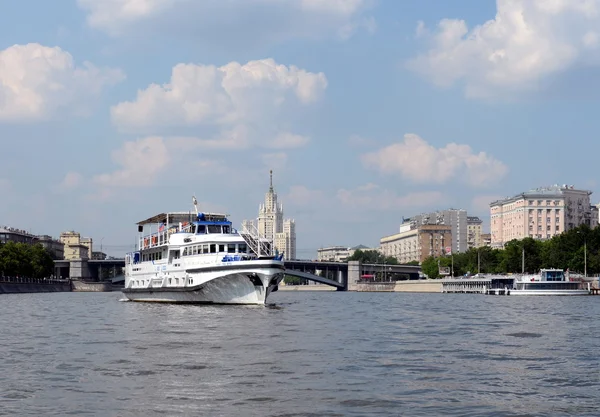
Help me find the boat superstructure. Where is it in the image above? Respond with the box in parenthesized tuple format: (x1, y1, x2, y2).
(511, 269, 591, 296)
(122, 197, 285, 305)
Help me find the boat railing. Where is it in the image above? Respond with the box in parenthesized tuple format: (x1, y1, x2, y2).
(239, 222, 272, 257)
(138, 222, 198, 250)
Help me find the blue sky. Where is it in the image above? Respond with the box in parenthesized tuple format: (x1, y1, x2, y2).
(2, 0, 600, 258)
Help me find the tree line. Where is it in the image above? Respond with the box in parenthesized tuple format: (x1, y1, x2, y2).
(0, 241, 55, 278)
(421, 225, 596, 278)
(341, 225, 597, 279)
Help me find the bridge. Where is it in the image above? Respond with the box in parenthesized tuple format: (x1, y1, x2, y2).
(53, 259, 421, 291)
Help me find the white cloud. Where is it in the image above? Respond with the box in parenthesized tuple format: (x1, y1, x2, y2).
(362, 133, 508, 187)
(408, 0, 600, 98)
(57, 172, 84, 192)
(111, 58, 325, 150)
(78, 0, 373, 40)
(336, 183, 445, 211)
(93, 136, 170, 188)
(112, 59, 326, 129)
(284, 185, 329, 208)
(284, 183, 446, 215)
(268, 132, 310, 149)
(0, 43, 124, 121)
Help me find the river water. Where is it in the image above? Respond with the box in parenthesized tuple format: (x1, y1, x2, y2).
(0, 291, 598, 416)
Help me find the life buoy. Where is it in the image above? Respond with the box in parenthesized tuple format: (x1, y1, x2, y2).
(152, 236, 157, 245)
(144, 238, 149, 249)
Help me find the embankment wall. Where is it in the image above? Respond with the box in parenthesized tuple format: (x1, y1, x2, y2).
(0, 282, 71, 294)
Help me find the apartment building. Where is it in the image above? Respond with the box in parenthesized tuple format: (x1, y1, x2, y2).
(380, 221, 452, 264)
(467, 216, 483, 249)
(490, 184, 598, 248)
(316, 245, 372, 262)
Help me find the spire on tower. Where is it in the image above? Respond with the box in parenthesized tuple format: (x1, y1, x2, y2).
(269, 169, 273, 192)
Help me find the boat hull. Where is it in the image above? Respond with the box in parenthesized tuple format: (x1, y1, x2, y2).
(510, 289, 591, 296)
(122, 266, 284, 305)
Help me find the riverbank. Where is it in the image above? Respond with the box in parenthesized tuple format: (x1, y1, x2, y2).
(0, 277, 71, 294)
(351, 280, 442, 293)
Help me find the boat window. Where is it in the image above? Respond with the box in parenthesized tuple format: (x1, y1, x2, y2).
(203, 244, 209, 254)
(183, 248, 188, 256)
(210, 244, 216, 253)
(227, 244, 236, 253)
(219, 244, 225, 252)
(223, 225, 230, 234)
(238, 243, 247, 253)
(197, 225, 206, 234)
(208, 225, 221, 234)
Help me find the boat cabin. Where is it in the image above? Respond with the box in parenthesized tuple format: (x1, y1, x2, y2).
(534, 269, 565, 282)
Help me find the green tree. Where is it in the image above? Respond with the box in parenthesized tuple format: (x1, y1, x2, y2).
(283, 275, 307, 285)
(421, 256, 440, 278)
(347, 249, 399, 265)
(0, 242, 54, 278)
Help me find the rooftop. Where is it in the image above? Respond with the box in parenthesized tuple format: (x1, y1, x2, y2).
(0, 226, 35, 237)
(491, 184, 592, 206)
(137, 211, 229, 225)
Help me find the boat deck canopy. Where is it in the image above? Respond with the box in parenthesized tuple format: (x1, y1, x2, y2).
(136, 212, 229, 225)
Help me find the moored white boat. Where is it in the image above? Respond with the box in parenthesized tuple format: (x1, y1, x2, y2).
(511, 269, 591, 296)
(122, 197, 285, 305)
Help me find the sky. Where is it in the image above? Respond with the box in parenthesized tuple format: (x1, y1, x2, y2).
(2, 0, 600, 258)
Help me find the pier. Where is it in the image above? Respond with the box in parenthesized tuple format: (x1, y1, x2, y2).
(441, 276, 514, 294)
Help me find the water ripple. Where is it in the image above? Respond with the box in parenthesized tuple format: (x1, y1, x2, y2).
(0, 292, 598, 416)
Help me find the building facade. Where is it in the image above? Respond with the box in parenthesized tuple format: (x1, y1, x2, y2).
(243, 171, 297, 260)
(481, 233, 491, 247)
(467, 216, 483, 249)
(0, 226, 36, 245)
(60, 231, 92, 260)
(275, 219, 296, 260)
(36, 235, 65, 259)
(316, 245, 372, 262)
(380, 222, 452, 264)
(490, 185, 598, 248)
(399, 209, 467, 254)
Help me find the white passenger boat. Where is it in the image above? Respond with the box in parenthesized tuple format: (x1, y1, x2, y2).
(511, 269, 591, 296)
(122, 197, 285, 305)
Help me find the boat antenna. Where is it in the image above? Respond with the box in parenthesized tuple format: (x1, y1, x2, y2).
(192, 195, 199, 216)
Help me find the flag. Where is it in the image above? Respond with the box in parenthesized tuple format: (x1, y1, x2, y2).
(159, 222, 165, 232)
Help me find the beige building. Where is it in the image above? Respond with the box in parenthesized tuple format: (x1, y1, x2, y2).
(60, 231, 92, 260)
(317, 245, 372, 262)
(481, 233, 491, 247)
(275, 219, 296, 260)
(490, 185, 598, 248)
(243, 171, 297, 260)
(467, 216, 483, 249)
(380, 222, 452, 264)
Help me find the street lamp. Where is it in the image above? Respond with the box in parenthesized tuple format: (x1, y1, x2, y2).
(100, 237, 105, 281)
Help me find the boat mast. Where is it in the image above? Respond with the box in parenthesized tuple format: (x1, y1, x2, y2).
(192, 195, 199, 216)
